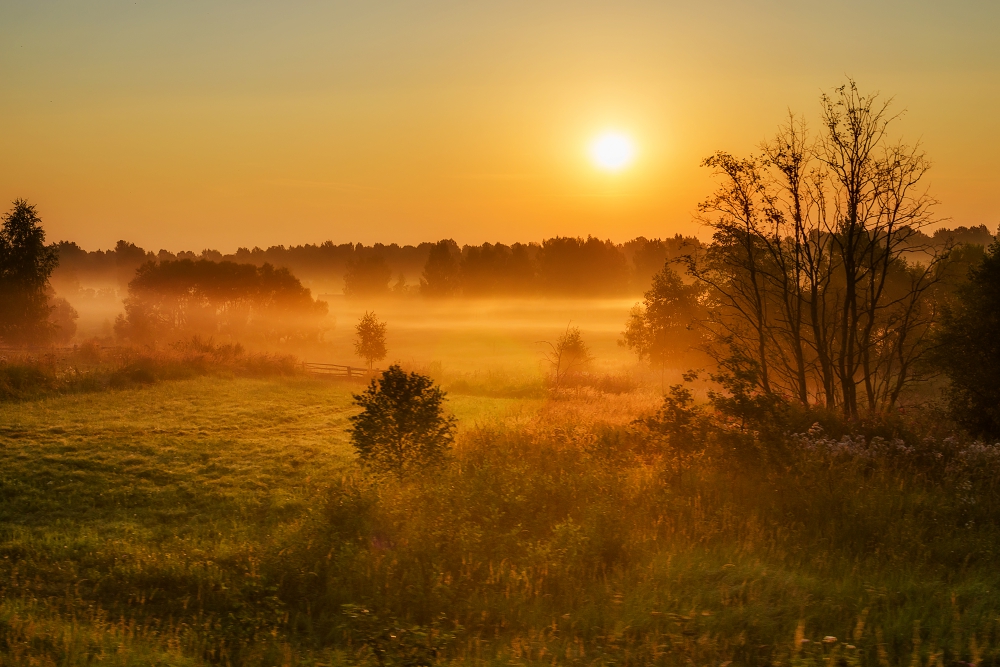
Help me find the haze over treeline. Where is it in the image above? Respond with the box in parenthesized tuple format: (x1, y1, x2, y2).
(52, 225, 994, 300)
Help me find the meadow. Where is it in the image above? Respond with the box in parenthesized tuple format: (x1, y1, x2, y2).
(2, 367, 1000, 666)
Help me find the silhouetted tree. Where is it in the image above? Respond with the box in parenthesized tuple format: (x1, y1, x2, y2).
(621, 264, 705, 389)
(936, 241, 1000, 437)
(818, 81, 939, 417)
(343, 255, 392, 298)
(0, 200, 59, 345)
(354, 311, 387, 371)
(420, 240, 461, 297)
(349, 364, 456, 477)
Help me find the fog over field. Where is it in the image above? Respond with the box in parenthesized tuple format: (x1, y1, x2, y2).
(2, 3, 999, 660)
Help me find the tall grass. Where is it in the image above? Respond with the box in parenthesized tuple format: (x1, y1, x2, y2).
(277, 400, 1000, 665)
(2, 377, 1000, 664)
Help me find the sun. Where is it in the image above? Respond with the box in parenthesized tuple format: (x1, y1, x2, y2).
(589, 131, 636, 172)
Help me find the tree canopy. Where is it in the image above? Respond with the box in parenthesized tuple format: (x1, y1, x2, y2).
(114, 259, 327, 344)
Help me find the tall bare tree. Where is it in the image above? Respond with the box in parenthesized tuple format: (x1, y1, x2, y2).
(818, 81, 940, 417)
(690, 81, 943, 418)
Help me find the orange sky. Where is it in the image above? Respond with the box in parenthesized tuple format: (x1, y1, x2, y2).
(1, 1, 998, 251)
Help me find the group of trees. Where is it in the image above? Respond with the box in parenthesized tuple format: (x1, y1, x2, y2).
(408, 236, 695, 299)
(51, 240, 429, 296)
(689, 82, 948, 418)
(619, 81, 995, 424)
(53, 234, 701, 299)
(114, 259, 328, 344)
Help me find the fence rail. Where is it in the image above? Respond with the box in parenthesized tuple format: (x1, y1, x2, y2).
(302, 362, 377, 379)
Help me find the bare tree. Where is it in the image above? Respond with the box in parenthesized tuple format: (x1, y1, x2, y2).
(689, 81, 943, 418)
(817, 81, 940, 417)
(691, 152, 775, 395)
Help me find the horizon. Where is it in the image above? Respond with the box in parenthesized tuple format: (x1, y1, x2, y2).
(50, 222, 999, 258)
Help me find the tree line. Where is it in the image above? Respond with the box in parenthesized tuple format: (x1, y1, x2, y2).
(114, 259, 328, 345)
(53, 235, 706, 298)
(54, 225, 985, 303)
(0, 203, 328, 348)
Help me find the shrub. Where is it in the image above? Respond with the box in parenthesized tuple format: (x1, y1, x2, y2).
(541, 324, 592, 389)
(349, 365, 456, 478)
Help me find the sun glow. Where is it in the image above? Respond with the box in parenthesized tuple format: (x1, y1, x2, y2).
(589, 131, 636, 172)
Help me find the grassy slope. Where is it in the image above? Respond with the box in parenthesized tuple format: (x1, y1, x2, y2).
(0, 377, 538, 665)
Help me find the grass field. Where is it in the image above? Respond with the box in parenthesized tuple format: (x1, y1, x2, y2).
(3, 375, 1000, 666)
(0, 376, 543, 665)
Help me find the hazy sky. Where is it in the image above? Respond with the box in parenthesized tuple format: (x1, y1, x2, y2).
(1, 1, 998, 251)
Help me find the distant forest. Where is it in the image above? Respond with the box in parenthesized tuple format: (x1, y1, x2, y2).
(51, 226, 994, 299)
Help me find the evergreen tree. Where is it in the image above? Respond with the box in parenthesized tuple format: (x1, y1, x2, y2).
(0, 200, 58, 345)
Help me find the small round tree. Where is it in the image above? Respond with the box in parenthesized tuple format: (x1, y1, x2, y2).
(349, 365, 457, 477)
(354, 311, 387, 371)
(540, 324, 592, 389)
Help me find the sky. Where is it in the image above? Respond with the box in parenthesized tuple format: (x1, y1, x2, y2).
(1, 1, 998, 252)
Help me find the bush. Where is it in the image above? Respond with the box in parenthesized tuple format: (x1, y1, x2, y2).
(349, 365, 456, 478)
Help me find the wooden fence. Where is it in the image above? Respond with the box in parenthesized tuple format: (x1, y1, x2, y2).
(302, 362, 377, 379)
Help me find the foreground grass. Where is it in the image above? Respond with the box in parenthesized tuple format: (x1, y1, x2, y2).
(2, 377, 1000, 665)
(0, 376, 539, 664)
